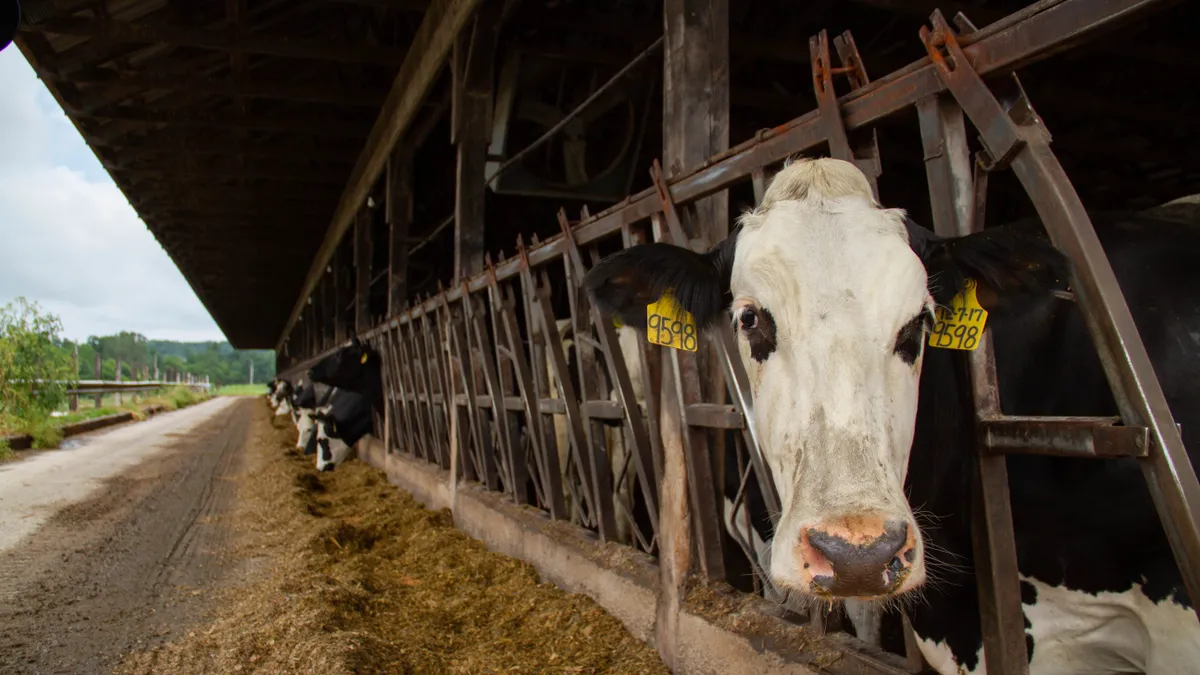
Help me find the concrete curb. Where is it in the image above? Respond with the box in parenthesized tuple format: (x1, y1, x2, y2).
(2, 404, 170, 451)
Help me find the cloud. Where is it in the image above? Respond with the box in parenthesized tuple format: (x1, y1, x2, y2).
(0, 47, 226, 343)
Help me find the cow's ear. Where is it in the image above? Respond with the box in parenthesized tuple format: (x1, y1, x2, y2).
(910, 219, 1069, 316)
(584, 230, 738, 332)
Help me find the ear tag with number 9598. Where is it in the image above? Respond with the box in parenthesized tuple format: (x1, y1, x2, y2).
(928, 278, 988, 351)
(646, 291, 698, 352)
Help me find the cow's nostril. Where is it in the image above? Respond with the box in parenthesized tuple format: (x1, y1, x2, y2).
(803, 520, 910, 596)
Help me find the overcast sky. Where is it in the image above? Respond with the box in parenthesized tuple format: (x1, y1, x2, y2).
(0, 47, 226, 343)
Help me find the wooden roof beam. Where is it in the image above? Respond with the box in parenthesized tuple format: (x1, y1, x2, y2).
(23, 17, 414, 66)
(84, 106, 374, 138)
(64, 70, 388, 107)
(107, 137, 359, 163)
(275, 0, 484, 351)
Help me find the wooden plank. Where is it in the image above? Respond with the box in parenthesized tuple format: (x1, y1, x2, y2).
(275, 0, 485, 352)
(24, 17, 412, 65)
(663, 0, 730, 583)
(352, 207, 372, 333)
(387, 151, 413, 316)
(452, 1, 500, 279)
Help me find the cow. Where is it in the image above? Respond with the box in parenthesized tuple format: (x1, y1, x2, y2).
(308, 340, 386, 471)
(309, 339, 383, 414)
(291, 379, 333, 454)
(268, 378, 294, 418)
(583, 156, 1200, 674)
(313, 388, 374, 472)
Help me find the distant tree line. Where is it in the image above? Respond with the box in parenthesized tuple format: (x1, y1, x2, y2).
(66, 332, 275, 386)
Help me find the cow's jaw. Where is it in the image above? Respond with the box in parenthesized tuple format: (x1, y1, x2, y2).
(296, 410, 316, 449)
(732, 186, 928, 601)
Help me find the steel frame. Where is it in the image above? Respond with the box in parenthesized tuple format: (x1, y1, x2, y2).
(280, 1, 1198, 673)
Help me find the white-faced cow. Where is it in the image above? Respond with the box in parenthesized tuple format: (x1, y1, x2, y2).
(268, 378, 294, 418)
(584, 156, 1200, 674)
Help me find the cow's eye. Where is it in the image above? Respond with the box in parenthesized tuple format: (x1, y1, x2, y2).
(739, 308, 758, 330)
(739, 305, 777, 362)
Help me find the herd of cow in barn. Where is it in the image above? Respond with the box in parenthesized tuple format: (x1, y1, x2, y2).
(267, 158, 1200, 674)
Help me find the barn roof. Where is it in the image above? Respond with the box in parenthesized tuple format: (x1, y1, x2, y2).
(15, 0, 1200, 350)
(14, 0, 444, 348)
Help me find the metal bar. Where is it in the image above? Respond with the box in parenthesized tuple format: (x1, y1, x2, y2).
(981, 416, 1149, 458)
(537, 290, 603, 528)
(498, 282, 565, 518)
(916, 63, 1027, 674)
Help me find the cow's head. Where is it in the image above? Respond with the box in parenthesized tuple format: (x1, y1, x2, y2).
(309, 339, 381, 394)
(313, 410, 348, 472)
(584, 157, 1065, 600)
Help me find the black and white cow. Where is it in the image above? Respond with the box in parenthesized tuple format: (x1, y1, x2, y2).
(308, 340, 385, 471)
(584, 156, 1200, 674)
(312, 388, 374, 472)
(268, 378, 294, 418)
(291, 379, 333, 455)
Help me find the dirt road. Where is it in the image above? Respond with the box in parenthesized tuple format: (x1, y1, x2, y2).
(0, 397, 250, 675)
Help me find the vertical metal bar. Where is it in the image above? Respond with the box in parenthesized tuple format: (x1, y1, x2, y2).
(537, 290, 604, 529)
(918, 89, 1025, 675)
(497, 283, 558, 515)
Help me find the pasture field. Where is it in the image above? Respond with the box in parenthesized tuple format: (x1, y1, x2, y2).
(121, 399, 666, 675)
(215, 383, 268, 396)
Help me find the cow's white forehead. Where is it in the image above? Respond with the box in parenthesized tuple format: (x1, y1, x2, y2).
(732, 198, 929, 337)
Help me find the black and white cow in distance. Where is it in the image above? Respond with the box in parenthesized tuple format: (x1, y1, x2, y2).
(268, 378, 294, 418)
(291, 379, 334, 455)
(583, 156, 1200, 674)
(308, 340, 384, 471)
(312, 388, 373, 472)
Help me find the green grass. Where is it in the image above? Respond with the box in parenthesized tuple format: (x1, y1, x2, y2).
(216, 383, 268, 396)
(0, 386, 214, 447)
(0, 439, 12, 461)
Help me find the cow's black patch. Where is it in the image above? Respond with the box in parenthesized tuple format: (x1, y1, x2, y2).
(893, 310, 931, 365)
(743, 306, 777, 362)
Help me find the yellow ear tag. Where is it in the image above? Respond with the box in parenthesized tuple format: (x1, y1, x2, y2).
(360, 353, 369, 364)
(928, 278, 988, 351)
(646, 291, 698, 352)
(612, 314, 624, 329)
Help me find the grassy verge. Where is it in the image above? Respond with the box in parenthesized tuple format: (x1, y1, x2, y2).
(0, 386, 213, 449)
(215, 383, 267, 397)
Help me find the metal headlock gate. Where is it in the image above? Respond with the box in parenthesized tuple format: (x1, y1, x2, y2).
(280, 1, 1200, 673)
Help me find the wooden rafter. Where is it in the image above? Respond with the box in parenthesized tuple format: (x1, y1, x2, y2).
(23, 17, 413, 66)
(275, 0, 484, 351)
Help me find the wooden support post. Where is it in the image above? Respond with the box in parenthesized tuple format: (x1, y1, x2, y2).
(153, 353, 158, 381)
(388, 150, 413, 316)
(355, 208, 373, 335)
(114, 358, 122, 406)
(69, 344, 79, 412)
(452, 0, 500, 280)
(333, 245, 345, 345)
(94, 353, 102, 408)
(663, 0, 731, 581)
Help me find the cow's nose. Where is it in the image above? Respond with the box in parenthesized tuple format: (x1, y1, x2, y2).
(800, 519, 911, 597)
(319, 464, 335, 472)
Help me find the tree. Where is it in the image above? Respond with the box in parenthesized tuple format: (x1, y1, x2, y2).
(0, 298, 77, 421)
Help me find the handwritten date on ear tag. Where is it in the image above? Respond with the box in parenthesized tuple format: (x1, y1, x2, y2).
(929, 278, 988, 351)
(646, 291, 699, 352)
